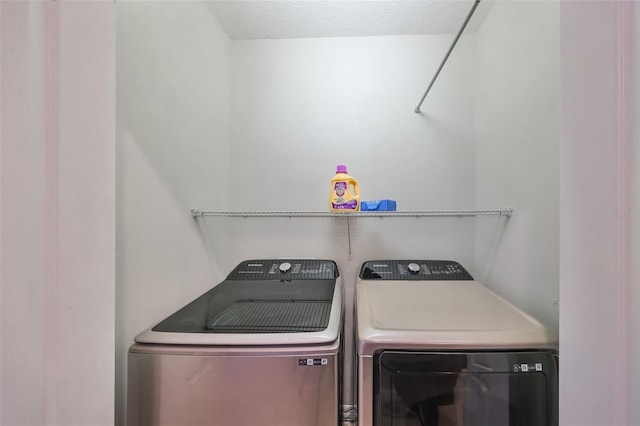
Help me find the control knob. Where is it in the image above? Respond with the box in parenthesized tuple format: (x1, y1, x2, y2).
(279, 262, 292, 273)
(408, 263, 421, 274)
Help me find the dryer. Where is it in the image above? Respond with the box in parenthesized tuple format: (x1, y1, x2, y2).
(355, 260, 558, 426)
(127, 259, 343, 426)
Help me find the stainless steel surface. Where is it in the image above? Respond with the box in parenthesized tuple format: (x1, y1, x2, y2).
(357, 356, 375, 426)
(128, 342, 340, 426)
(414, 0, 481, 113)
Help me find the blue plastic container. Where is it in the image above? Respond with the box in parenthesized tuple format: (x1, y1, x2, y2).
(360, 200, 397, 211)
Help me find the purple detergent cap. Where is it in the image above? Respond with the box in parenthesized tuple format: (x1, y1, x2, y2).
(336, 165, 347, 174)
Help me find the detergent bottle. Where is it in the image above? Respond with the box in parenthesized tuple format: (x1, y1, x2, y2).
(329, 165, 360, 211)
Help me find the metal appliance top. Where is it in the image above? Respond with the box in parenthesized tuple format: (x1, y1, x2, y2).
(356, 260, 557, 355)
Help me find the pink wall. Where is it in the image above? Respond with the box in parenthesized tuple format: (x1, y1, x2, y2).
(1, 2, 115, 425)
(631, 3, 640, 425)
(560, 1, 634, 424)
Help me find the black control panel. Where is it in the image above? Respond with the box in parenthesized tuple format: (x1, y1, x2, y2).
(226, 259, 339, 280)
(359, 260, 473, 281)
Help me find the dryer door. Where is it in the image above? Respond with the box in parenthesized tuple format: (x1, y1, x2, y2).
(375, 351, 558, 426)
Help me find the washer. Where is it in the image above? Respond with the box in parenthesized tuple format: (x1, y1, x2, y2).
(355, 260, 558, 426)
(127, 259, 343, 426)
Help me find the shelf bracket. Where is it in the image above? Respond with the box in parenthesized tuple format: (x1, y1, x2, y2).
(346, 215, 352, 259)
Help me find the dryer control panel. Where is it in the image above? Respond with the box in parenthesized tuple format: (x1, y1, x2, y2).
(359, 260, 473, 280)
(227, 259, 339, 280)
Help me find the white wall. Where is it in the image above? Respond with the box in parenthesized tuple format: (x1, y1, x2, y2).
(115, 2, 231, 424)
(474, 1, 560, 332)
(631, 2, 640, 425)
(229, 35, 476, 211)
(560, 1, 634, 424)
(227, 34, 478, 268)
(1, 1, 115, 425)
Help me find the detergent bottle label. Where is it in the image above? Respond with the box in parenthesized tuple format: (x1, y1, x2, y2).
(331, 181, 358, 210)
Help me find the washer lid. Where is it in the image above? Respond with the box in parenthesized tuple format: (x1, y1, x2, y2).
(356, 280, 556, 356)
(135, 280, 343, 346)
(133, 259, 343, 346)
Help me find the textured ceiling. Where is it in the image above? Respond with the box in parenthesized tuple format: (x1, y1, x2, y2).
(205, 1, 493, 40)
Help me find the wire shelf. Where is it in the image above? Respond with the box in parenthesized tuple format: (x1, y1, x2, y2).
(191, 208, 513, 218)
(191, 207, 513, 258)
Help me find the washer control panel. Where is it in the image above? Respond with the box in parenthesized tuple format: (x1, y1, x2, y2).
(227, 259, 339, 280)
(359, 260, 473, 281)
